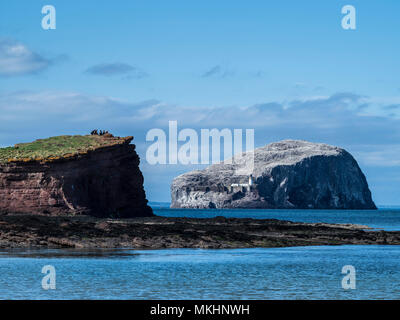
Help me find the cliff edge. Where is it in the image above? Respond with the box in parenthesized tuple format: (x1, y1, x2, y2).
(171, 140, 376, 210)
(0, 134, 153, 217)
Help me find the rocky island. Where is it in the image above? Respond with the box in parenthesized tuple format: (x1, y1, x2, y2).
(171, 140, 376, 210)
(0, 133, 153, 218)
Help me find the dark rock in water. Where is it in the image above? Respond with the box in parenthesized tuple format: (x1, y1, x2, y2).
(0, 136, 153, 218)
(171, 140, 376, 210)
(0, 215, 399, 249)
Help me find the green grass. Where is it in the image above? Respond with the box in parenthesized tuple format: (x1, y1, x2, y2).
(0, 134, 127, 164)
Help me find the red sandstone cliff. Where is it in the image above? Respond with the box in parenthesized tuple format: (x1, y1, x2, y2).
(0, 136, 153, 217)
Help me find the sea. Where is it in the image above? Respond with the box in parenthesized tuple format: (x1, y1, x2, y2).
(1, 205, 400, 300)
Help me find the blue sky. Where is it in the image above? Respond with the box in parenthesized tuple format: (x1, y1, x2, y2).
(0, 0, 400, 205)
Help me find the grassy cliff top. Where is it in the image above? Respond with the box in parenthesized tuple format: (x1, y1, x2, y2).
(0, 134, 132, 164)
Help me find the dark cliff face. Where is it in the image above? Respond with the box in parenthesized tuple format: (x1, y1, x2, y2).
(171, 140, 377, 210)
(0, 138, 153, 217)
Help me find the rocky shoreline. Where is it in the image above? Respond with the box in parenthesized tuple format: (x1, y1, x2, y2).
(0, 214, 399, 249)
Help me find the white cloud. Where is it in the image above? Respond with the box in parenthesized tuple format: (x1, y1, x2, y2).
(0, 40, 51, 76)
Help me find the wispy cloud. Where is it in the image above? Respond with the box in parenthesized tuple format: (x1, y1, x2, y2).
(253, 70, 266, 78)
(355, 146, 400, 167)
(202, 65, 221, 77)
(202, 65, 234, 78)
(383, 104, 400, 110)
(0, 39, 51, 76)
(0, 91, 399, 167)
(85, 63, 148, 78)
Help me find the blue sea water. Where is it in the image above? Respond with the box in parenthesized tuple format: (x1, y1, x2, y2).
(155, 207, 400, 231)
(0, 208, 399, 300)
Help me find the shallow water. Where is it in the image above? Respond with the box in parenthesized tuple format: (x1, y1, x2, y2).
(0, 245, 399, 299)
